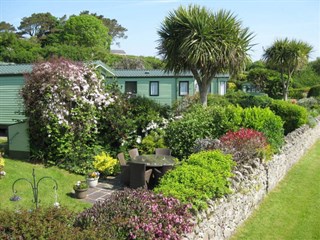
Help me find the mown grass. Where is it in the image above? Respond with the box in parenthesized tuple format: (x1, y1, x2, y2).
(0, 158, 91, 212)
(231, 140, 320, 240)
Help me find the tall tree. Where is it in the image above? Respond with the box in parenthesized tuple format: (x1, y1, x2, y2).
(80, 11, 127, 45)
(61, 14, 111, 49)
(0, 32, 42, 63)
(157, 5, 254, 106)
(18, 13, 59, 38)
(263, 38, 312, 100)
(0, 21, 16, 32)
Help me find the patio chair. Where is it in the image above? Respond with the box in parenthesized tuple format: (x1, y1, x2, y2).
(155, 148, 171, 156)
(117, 152, 127, 166)
(129, 162, 152, 189)
(117, 152, 130, 187)
(152, 165, 174, 188)
(128, 148, 139, 159)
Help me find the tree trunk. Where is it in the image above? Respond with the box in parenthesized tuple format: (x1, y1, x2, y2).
(280, 71, 288, 101)
(198, 81, 209, 107)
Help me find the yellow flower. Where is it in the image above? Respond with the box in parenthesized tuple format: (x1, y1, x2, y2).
(93, 152, 118, 175)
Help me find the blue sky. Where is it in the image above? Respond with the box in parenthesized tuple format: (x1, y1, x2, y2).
(0, 0, 319, 61)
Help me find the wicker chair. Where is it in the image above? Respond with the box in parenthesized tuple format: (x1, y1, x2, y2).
(155, 148, 171, 156)
(129, 162, 152, 189)
(117, 152, 127, 165)
(128, 148, 139, 159)
(117, 152, 130, 186)
(152, 165, 174, 188)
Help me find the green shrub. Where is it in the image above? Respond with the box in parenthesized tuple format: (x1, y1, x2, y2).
(165, 105, 284, 159)
(164, 106, 214, 160)
(99, 94, 170, 156)
(0, 207, 90, 239)
(269, 100, 308, 135)
(187, 150, 235, 177)
(242, 107, 284, 151)
(307, 85, 320, 98)
(172, 93, 231, 116)
(164, 105, 243, 159)
(289, 87, 309, 99)
(155, 150, 235, 211)
(139, 129, 167, 154)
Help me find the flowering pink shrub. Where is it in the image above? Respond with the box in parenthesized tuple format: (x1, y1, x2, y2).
(219, 128, 269, 162)
(21, 58, 114, 173)
(75, 188, 194, 239)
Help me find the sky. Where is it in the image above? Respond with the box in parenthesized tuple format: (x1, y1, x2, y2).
(0, 0, 319, 62)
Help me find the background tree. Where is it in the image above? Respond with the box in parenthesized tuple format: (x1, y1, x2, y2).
(292, 63, 320, 88)
(157, 5, 254, 106)
(310, 58, 320, 75)
(263, 38, 312, 100)
(61, 14, 111, 48)
(0, 21, 16, 32)
(247, 67, 282, 98)
(18, 13, 59, 39)
(80, 11, 127, 45)
(0, 32, 42, 63)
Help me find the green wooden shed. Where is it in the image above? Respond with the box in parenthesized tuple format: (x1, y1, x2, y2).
(0, 63, 30, 158)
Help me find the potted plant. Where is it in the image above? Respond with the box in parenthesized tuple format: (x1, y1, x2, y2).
(73, 181, 88, 199)
(86, 171, 100, 188)
(0, 154, 5, 179)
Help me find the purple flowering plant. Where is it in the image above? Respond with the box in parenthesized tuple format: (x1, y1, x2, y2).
(75, 188, 194, 239)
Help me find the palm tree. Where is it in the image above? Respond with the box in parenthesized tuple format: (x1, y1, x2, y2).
(263, 38, 312, 101)
(157, 5, 254, 106)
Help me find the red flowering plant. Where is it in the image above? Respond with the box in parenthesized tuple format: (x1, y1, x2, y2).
(219, 128, 271, 163)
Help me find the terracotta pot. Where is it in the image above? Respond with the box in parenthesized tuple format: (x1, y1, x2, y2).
(74, 189, 88, 199)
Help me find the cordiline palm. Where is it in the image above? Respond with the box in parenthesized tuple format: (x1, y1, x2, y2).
(263, 38, 312, 101)
(157, 5, 254, 106)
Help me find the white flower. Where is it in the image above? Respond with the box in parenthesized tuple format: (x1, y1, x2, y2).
(53, 202, 60, 208)
(0, 171, 6, 176)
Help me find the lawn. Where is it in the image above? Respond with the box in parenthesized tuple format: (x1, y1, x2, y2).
(231, 140, 320, 240)
(0, 158, 92, 212)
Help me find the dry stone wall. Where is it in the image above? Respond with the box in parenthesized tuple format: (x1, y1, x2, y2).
(183, 119, 320, 240)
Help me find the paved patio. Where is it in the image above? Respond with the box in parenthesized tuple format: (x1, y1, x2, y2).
(79, 175, 124, 204)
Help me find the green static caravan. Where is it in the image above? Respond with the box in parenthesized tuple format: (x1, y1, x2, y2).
(113, 70, 195, 106)
(108, 69, 229, 106)
(0, 60, 229, 157)
(0, 63, 30, 158)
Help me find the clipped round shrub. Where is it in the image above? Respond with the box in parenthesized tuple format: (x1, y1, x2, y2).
(307, 85, 320, 98)
(269, 100, 308, 135)
(75, 188, 194, 239)
(155, 150, 235, 211)
(242, 107, 284, 151)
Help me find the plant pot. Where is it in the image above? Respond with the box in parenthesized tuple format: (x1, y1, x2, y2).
(87, 178, 99, 188)
(74, 189, 88, 199)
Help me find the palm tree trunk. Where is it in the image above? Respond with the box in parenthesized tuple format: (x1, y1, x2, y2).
(198, 81, 209, 107)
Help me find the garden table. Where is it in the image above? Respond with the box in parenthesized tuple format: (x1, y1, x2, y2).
(130, 155, 176, 189)
(130, 154, 175, 167)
